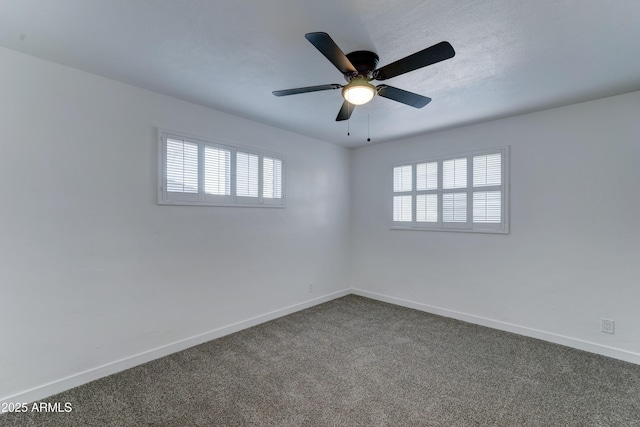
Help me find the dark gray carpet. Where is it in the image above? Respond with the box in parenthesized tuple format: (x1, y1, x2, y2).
(2, 295, 640, 426)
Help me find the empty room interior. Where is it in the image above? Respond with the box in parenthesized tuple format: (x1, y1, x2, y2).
(1, 1, 640, 425)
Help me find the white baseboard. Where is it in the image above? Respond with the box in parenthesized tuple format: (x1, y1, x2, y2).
(0, 289, 350, 408)
(351, 288, 640, 366)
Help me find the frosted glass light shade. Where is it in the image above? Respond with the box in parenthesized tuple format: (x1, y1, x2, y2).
(342, 80, 375, 105)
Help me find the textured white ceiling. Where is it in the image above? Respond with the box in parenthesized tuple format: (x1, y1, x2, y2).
(1, 0, 639, 148)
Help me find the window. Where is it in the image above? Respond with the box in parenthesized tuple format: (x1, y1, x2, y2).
(392, 147, 509, 233)
(158, 130, 284, 207)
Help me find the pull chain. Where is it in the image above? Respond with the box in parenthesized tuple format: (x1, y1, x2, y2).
(347, 103, 351, 136)
(367, 114, 371, 142)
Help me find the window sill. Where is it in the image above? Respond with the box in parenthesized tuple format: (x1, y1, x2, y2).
(390, 225, 509, 234)
(157, 200, 285, 208)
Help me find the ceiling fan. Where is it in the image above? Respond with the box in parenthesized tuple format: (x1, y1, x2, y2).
(273, 32, 455, 121)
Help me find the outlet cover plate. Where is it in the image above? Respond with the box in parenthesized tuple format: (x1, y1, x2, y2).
(601, 318, 615, 334)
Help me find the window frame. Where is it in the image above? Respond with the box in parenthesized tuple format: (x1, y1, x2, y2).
(157, 129, 285, 208)
(391, 146, 509, 233)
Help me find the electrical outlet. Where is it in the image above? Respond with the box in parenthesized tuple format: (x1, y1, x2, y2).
(308, 283, 314, 293)
(601, 318, 615, 334)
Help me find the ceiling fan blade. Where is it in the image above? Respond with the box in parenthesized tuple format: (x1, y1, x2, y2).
(272, 84, 342, 97)
(374, 41, 455, 81)
(377, 85, 432, 108)
(305, 32, 357, 75)
(336, 100, 355, 121)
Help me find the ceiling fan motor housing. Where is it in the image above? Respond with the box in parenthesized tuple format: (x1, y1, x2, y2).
(345, 50, 379, 81)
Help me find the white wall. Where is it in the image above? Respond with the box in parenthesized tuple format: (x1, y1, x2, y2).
(2, 42, 639, 406)
(351, 90, 640, 363)
(0, 46, 351, 403)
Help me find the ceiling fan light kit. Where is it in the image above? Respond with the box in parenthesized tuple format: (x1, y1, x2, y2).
(273, 32, 455, 122)
(342, 79, 376, 105)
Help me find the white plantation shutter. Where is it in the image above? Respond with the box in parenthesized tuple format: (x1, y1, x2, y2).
(204, 145, 230, 196)
(393, 195, 412, 222)
(472, 153, 502, 228)
(263, 157, 283, 200)
(393, 164, 412, 223)
(166, 138, 198, 193)
(391, 147, 508, 232)
(394, 165, 412, 192)
(443, 193, 467, 222)
(415, 162, 438, 225)
(473, 191, 501, 223)
(236, 151, 259, 198)
(416, 194, 437, 222)
(442, 158, 468, 225)
(443, 158, 467, 189)
(473, 154, 501, 187)
(416, 162, 437, 191)
(158, 130, 285, 207)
